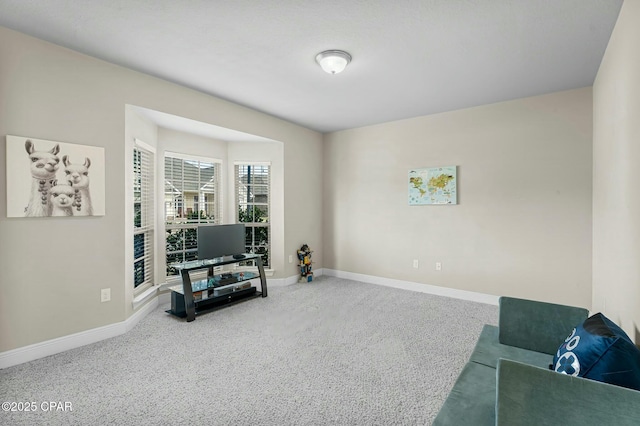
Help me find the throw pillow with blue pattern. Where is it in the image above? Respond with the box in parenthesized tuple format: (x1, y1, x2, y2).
(553, 312, 640, 391)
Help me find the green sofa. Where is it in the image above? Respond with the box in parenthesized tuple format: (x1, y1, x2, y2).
(433, 297, 640, 425)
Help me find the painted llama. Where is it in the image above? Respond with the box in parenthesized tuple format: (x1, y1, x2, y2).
(62, 155, 93, 216)
(25, 140, 60, 217)
(49, 181, 76, 217)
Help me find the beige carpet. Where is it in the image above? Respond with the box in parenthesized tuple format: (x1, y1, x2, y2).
(0, 276, 498, 425)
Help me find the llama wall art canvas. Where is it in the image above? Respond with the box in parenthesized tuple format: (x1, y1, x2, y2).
(6, 135, 105, 217)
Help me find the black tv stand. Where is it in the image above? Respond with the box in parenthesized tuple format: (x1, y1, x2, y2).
(166, 253, 267, 322)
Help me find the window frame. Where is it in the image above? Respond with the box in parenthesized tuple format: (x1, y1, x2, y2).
(133, 139, 156, 295)
(164, 151, 222, 278)
(235, 162, 271, 268)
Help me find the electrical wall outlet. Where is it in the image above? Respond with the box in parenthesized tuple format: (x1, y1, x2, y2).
(413, 259, 419, 268)
(435, 262, 442, 271)
(289, 255, 293, 264)
(101, 288, 111, 303)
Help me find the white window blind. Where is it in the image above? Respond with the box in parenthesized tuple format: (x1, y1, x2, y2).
(235, 163, 270, 267)
(133, 141, 155, 290)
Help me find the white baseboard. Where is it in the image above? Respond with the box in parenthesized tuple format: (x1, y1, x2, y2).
(267, 275, 299, 287)
(323, 269, 499, 306)
(0, 297, 159, 369)
(268, 268, 324, 287)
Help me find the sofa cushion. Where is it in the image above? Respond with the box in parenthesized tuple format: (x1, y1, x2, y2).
(553, 313, 640, 391)
(498, 296, 589, 355)
(470, 324, 553, 369)
(432, 361, 497, 426)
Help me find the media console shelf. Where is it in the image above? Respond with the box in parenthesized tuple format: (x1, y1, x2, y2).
(166, 253, 267, 322)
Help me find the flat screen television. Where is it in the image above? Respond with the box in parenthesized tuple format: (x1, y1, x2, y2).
(197, 224, 245, 259)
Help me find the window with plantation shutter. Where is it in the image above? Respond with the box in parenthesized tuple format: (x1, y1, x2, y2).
(165, 152, 221, 276)
(133, 141, 155, 290)
(236, 163, 270, 267)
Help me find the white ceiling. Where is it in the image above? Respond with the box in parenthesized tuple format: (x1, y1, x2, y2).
(0, 0, 624, 133)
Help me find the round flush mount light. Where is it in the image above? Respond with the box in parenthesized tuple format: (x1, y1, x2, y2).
(315, 50, 352, 74)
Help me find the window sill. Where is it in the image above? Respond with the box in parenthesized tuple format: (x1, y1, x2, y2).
(132, 285, 161, 310)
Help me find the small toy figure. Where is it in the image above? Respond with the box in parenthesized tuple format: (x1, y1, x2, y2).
(298, 244, 313, 283)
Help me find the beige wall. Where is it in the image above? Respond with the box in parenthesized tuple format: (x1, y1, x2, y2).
(0, 27, 322, 352)
(323, 88, 593, 307)
(7, 4, 637, 355)
(593, 0, 640, 342)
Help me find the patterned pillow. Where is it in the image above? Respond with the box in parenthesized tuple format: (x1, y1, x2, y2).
(553, 313, 640, 391)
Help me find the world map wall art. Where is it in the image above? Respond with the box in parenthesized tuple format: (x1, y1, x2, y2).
(408, 166, 457, 205)
(6, 135, 106, 218)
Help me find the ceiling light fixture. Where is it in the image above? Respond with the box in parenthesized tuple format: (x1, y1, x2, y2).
(315, 50, 352, 75)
